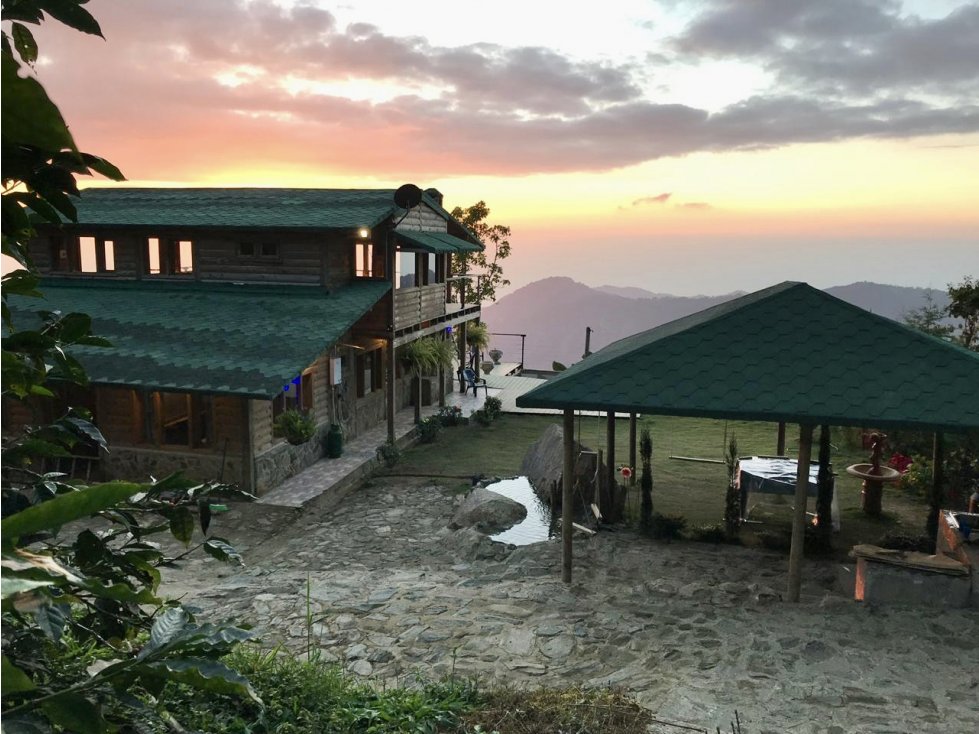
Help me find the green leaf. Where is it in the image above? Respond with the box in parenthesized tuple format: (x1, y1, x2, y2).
(62, 415, 107, 450)
(41, 693, 105, 734)
(145, 658, 261, 703)
(148, 607, 191, 651)
(1, 654, 36, 694)
(1, 577, 54, 599)
(198, 500, 212, 535)
(1, 481, 141, 544)
(166, 506, 195, 545)
(79, 579, 160, 605)
(35, 603, 69, 643)
(1, 52, 75, 152)
(203, 537, 243, 566)
(0, 269, 41, 298)
(54, 311, 92, 342)
(78, 153, 125, 181)
(36, 0, 104, 37)
(11, 22, 38, 65)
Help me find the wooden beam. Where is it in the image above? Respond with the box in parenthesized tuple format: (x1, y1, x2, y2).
(927, 432, 945, 542)
(563, 409, 574, 584)
(629, 413, 637, 486)
(787, 423, 814, 602)
(777, 422, 786, 455)
(606, 411, 616, 496)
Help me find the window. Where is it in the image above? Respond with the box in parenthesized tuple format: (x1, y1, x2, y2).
(423, 253, 442, 285)
(146, 238, 193, 275)
(355, 242, 374, 277)
(239, 242, 280, 259)
(356, 349, 383, 397)
(77, 237, 116, 273)
(50, 236, 79, 272)
(395, 249, 418, 289)
(146, 391, 212, 448)
(272, 370, 314, 423)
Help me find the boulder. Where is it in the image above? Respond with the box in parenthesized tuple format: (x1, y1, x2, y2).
(449, 488, 526, 534)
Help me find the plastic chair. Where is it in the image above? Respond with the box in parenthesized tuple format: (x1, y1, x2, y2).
(462, 367, 488, 397)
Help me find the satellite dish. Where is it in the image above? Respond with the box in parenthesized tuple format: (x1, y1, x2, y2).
(393, 183, 423, 210)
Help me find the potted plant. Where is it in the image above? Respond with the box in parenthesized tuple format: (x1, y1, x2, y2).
(274, 409, 315, 445)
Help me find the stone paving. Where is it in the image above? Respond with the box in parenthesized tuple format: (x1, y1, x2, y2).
(163, 478, 979, 734)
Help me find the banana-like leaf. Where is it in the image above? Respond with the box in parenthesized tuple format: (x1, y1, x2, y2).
(145, 658, 261, 704)
(1, 654, 36, 694)
(1, 481, 141, 544)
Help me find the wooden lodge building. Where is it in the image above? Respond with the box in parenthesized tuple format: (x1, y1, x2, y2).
(4, 186, 484, 494)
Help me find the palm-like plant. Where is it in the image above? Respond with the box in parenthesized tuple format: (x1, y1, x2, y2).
(401, 336, 456, 422)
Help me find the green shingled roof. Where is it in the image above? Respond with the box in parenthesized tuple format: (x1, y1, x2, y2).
(64, 187, 469, 233)
(396, 230, 483, 253)
(7, 279, 391, 398)
(516, 282, 979, 432)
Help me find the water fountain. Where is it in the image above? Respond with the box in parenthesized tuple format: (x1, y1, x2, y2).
(845, 432, 901, 516)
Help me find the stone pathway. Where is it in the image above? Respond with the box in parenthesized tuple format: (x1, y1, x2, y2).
(163, 478, 979, 734)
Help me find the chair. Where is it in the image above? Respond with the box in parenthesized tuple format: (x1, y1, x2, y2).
(462, 367, 488, 397)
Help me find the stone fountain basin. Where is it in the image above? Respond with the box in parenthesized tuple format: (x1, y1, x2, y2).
(846, 463, 901, 482)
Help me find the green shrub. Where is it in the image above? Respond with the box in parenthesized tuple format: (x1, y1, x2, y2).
(418, 415, 442, 443)
(437, 405, 464, 426)
(377, 440, 402, 467)
(483, 396, 503, 420)
(471, 408, 492, 427)
(650, 512, 686, 542)
(274, 409, 315, 445)
(687, 523, 732, 544)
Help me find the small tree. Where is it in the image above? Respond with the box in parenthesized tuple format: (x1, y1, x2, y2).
(948, 276, 979, 351)
(723, 435, 740, 538)
(903, 292, 954, 340)
(449, 201, 511, 303)
(639, 427, 653, 532)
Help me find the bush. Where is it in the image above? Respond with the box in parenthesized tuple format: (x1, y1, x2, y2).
(650, 512, 686, 542)
(274, 409, 315, 445)
(377, 440, 402, 467)
(418, 415, 442, 443)
(483, 395, 503, 420)
(470, 408, 492, 426)
(437, 405, 464, 426)
(687, 523, 734, 544)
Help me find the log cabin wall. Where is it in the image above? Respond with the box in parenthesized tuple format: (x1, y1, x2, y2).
(396, 204, 447, 233)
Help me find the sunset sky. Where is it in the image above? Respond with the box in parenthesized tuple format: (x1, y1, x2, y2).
(29, 0, 979, 296)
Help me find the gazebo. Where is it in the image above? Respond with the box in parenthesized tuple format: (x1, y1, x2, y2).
(516, 282, 979, 601)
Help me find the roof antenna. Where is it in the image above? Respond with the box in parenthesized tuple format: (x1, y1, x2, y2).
(392, 183, 423, 227)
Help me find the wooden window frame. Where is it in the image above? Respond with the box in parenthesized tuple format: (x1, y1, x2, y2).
(145, 238, 194, 276)
(144, 391, 212, 449)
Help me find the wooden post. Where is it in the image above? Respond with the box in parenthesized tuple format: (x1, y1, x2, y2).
(629, 413, 637, 486)
(927, 432, 945, 543)
(386, 232, 397, 444)
(777, 422, 786, 455)
(562, 409, 574, 584)
(606, 410, 616, 495)
(787, 423, 814, 603)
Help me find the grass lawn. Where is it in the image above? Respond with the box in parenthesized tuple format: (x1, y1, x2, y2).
(389, 412, 932, 557)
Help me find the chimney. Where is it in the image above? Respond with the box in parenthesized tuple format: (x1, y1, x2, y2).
(424, 188, 443, 206)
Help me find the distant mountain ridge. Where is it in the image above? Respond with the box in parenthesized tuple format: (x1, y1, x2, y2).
(482, 278, 949, 370)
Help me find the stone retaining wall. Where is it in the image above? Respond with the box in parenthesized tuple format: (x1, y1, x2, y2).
(100, 446, 244, 486)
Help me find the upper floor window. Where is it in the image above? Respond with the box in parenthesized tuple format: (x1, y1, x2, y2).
(146, 238, 194, 276)
(355, 242, 374, 278)
(395, 248, 418, 289)
(51, 236, 114, 273)
(239, 242, 280, 260)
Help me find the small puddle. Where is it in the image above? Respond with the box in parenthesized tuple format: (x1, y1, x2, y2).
(485, 476, 554, 546)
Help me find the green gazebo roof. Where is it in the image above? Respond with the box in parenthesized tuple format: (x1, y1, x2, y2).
(516, 282, 979, 432)
(6, 278, 391, 398)
(396, 230, 483, 253)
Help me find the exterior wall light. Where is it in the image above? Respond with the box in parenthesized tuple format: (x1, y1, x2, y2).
(357, 228, 370, 239)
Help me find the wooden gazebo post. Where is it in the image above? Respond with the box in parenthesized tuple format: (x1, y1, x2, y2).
(562, 409, 575, 583)
(629, 413, 637, 485)
(606, 411, 616, 499)
(787, 423, 814, 602)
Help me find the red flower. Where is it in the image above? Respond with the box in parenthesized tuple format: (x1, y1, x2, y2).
(620, 466, 633, 479)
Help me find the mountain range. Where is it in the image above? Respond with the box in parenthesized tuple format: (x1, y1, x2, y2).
(481, 278, 949, 370)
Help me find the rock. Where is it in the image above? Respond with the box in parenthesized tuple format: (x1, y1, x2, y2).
(347, 659, 373, 676)
(539, 635, 574, 659)
(368, 649, 394, 663)
(536, 624, 563, 637)
(449, 488, 526, 533)
(346, 643, 368, 659)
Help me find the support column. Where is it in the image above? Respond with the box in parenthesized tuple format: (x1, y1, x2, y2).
(562, 409, 574, 584)
(927, 432, 945, 543)
(606, 411, 616, 494)
(787, 423, 814, 603)
(777, 422, 786, 455)
(386, 231, 397, 444)
(628, 413, 637, 486)
(386, 341, 396, 444)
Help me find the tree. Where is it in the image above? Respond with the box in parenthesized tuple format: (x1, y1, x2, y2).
(947, 276, 979, 351)
(450, 200, 512, 303)
(2, 5, 257, 730)
(903, 292, 954, 341)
